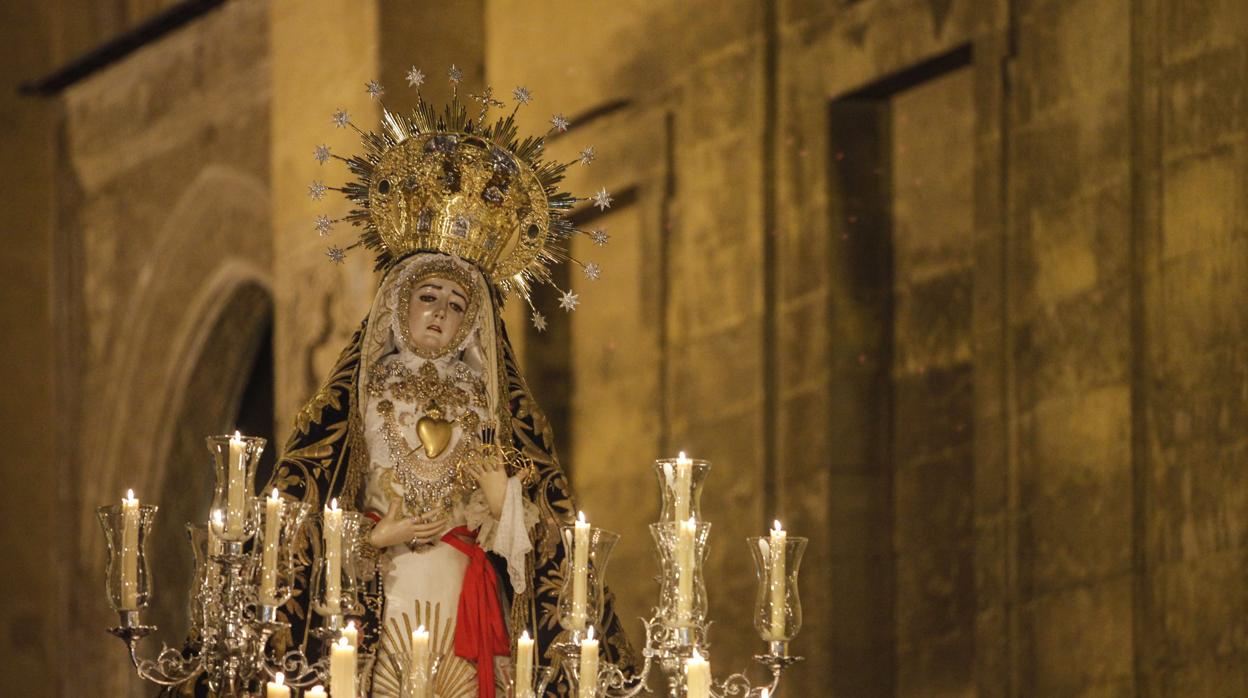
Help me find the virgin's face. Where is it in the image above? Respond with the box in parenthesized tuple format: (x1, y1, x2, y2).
(407, 277, 469, 352)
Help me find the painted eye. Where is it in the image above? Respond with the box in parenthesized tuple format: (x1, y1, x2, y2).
(419, 294, 436, 303)
(450, 303, 464, 313)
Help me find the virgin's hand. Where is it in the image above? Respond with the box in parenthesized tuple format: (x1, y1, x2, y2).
(465, 457, 507, 517)
(368, 501, 424, 549)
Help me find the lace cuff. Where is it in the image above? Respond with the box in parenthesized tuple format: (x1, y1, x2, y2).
(464, 477, 537, 593)
(465, 487, 494, 538)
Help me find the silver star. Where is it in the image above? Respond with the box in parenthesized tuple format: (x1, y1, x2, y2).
(308, 180, 327, 200)
(406, 67, 425, 88)
(579, 146, 596, 166)
(366, 80, 384, 99)
(332, 109, 350, 128)
(590, 187, 613, 211)
(583, 262, 602, 281)
(313, 144, 331, 165)
(448, 64, 463, 84)
(551, 114, 569, 133)
(513, 86, 533, 105)
(326, 246, 346, 264)
(590, 228, 610, 246)
(558, 290, 580, 312)
(531, 311, 547, 332)
(314, 215, 333, 236)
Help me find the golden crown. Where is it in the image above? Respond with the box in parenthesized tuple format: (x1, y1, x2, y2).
(310, 68, 610, 322)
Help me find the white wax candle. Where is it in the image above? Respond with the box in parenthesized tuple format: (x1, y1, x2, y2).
(324, 499, 343, 610)
(226, 431, 247, 537)
(515, 629, 535, 698)
(571, 511, 590, 631)
(120, 489, 140, 610)
(330, 636, 356, 698)
(265, 671, 291, 698)
(306, 686, 327, 698)
(684, 650, 710, 698)
(341, 620, 359, 649)
(769, 520, 787, 639)
(674, 452, 692, 522)
(260, 489, 283, 605)
(577, 626, 599, 698)
(407, 625, 430, 698)
(675, 516, 696, 624)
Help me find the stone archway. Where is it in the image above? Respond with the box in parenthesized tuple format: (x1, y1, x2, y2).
(73, 165, 273, 695)
(144, 273, 275, 651)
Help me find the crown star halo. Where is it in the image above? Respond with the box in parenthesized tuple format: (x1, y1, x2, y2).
(308, 63, 619, 324)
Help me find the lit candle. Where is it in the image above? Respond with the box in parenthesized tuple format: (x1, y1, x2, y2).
(306, 686, 327, 698)
(578, 626, 599, 698)
(265, 671, 292, 698)
(324, 498, 343, 610)
(407, 624, 430, 698)
(330, 636, 356, 698)
(120, 489, 140, 610)
(768, 520, 787, 639)
(260, 489, 284, 605)
(759, 689, 770, 698)
(226, 431, 247, 537)
(684, 649, 710, 698)
(571, 511, 590, 631)
(515, 629, 535, 698)
(341, 620, 359, 649)
(674, 451, 692, 522)
(676, 516, 696, 624)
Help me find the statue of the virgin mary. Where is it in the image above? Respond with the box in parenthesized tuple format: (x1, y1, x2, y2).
(265, 85, 634, 697)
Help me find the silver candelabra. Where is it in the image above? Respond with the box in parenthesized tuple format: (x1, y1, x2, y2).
(522, 455, 808, 698)
(99, 440, 808, 697)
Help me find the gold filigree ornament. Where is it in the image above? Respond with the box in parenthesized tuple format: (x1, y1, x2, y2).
(311, 69, 613, 324)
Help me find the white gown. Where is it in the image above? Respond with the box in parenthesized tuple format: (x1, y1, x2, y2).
(362, 351, 534, 698)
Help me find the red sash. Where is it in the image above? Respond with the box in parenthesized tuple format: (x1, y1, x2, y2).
(440, 525, 509, 698)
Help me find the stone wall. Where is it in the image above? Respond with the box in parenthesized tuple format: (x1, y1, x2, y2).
(49, 2, 273, 694)
(3, 1, 1248, 695)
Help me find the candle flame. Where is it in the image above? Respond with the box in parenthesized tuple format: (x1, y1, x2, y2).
(274, 672, 285, 686)
(330, 497, 340, 511)
(520, 629, 530, 641)
(678, 450, 688, 461)
(270, 487, 280, 500)
(337, 636, 349, 648)
(577, 510, 586, 524)
(345, 620, 355, 631)
(760, 689, 769, 698)
(773, 519, 783, 532)
(124, 488, 135, 501)
(690, 649, 704, 661)
(233, 430, 242, 440)
(586, 626, 595, 641)
(415, 624, 426, 634)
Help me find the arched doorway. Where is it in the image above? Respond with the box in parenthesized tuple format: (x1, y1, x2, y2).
(143, 280, 275, 651)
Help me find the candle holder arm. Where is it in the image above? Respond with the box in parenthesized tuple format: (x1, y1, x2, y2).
(597, 617, 655, 697)
(262, 647, 329, 688)
(109, 624, 206, 687)
(708, 653, 803, 698)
